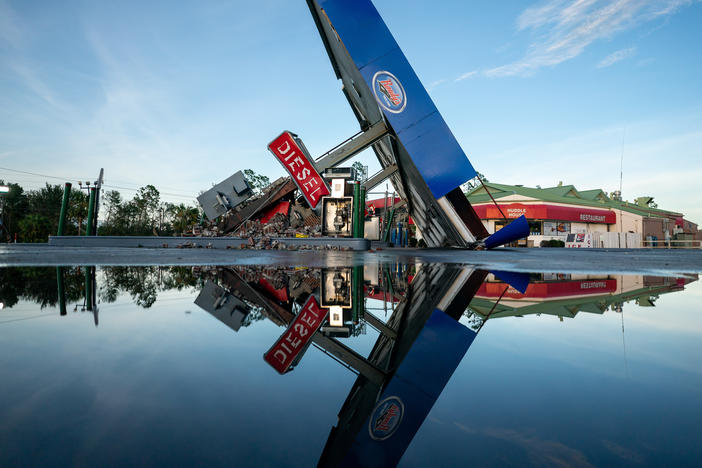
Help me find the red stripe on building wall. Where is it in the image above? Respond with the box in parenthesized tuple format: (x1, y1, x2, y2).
(477, 279, 617, 299)
(473, 203, 616, 224)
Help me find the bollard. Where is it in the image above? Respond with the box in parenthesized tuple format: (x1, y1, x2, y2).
(56, 267, 66, 316)
(359, 186, 366, 238)
(57, 183, 71, 236)
(352, 182, 361, 238)
(352, 265, 364, 322)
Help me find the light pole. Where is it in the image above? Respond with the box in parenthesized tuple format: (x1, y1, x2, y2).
(78, 181, 97, 236)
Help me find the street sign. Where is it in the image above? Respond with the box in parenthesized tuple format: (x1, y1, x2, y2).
(268, 131, 330, 209)
(264, 295, 327, 374)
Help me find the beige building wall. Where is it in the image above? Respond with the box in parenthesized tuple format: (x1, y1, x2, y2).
(571, 222, 588, 233)
(587, 223, 609, 233)
(613, 210, 643, 233)
(482, 219, 495, 234)
(616, 274, 646, 294)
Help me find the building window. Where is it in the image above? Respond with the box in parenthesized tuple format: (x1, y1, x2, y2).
(529, 221, 542, 235)
(543, 221, 570, 236)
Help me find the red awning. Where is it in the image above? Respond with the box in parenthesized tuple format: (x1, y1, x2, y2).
(477, 279, 617, 299)
(473, 202, 616, 224)
(366, 197, 414, 224)
(366, 197, 402, 210)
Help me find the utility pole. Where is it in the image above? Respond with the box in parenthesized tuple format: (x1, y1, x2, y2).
(86, 187, 96, 236)
(93, 168, 104, 235)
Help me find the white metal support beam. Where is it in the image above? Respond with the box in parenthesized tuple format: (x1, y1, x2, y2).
(362, 164, 398, 191)
(312, 333, 387, 385)
(315, 120, 389, 171)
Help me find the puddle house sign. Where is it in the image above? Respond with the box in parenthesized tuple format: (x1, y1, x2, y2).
(264, 295, 327, 374)
(473, 203, 616, 224)
(372, 71, 407, 114)
(268, 131, 330, 209)
(369, 396, 404, 440)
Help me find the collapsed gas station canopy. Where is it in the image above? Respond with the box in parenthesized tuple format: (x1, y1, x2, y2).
(306, 0, 495, 247)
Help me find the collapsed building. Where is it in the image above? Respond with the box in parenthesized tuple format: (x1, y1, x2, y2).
(196, 168, 375, 242)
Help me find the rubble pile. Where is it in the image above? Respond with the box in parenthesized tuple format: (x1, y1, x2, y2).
(196, 265, 321, 307)
(236, 237, 352, 251)
(194, 175, 334, 241)
(234, 266, 320, 293)
(232, 210, 322, 239)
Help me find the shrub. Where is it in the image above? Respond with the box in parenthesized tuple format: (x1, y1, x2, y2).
(540, 239, 565, 248)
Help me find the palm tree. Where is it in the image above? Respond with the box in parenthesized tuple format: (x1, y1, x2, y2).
(170, 204, 200, 235)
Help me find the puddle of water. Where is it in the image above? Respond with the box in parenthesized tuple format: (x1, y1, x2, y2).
(0, 264, 700, 467)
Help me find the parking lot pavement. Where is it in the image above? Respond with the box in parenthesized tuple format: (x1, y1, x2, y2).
(2, 244, 702, 275)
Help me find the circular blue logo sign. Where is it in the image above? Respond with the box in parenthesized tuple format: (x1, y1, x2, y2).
(369, 396, 404, 440)
(372, 71, 407, 114)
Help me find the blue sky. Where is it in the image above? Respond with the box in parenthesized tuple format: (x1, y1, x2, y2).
(1, 0, 701, 220)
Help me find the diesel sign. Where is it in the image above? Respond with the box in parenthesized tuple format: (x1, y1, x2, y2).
(268, 131, 330, 209)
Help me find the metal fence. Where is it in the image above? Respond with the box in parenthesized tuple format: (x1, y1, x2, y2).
(641, 239, 702, 249)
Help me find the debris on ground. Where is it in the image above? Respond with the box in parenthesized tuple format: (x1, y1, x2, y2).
(186, 175, 350, 249)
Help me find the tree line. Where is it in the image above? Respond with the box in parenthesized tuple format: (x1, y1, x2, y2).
(100, 186, 201, 237)
(0, 266, 201, 309)
(0, 180, 201, 242)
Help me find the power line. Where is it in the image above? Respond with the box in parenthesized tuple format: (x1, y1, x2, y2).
(102, 184, 196, 200)
(0, 166, 92, 182)
(0, 166, 198, 200)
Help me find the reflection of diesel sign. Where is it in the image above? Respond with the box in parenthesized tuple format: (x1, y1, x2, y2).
(580, 214, 605, 222)
(507, 208, 526, 218)
(581, 281, 607, 289)
(263, 296, 326, 374)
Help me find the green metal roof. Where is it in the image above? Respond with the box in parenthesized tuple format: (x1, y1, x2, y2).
(465, 182, 682, 219)
(467, 282, 688, 320)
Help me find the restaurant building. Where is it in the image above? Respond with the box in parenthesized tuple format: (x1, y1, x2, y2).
(466, 182, 699, 247)
(469, 273, 696, 320)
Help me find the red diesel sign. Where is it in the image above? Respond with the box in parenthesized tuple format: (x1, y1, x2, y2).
(268, 131, 330, 209)
(263, 295, 327, 374)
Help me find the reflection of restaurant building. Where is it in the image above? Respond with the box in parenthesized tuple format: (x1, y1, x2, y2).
(470, 273, 697, 320)
(466, 183, 699, 247)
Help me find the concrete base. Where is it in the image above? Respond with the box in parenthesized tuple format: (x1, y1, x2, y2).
(48, 235, 369, 251)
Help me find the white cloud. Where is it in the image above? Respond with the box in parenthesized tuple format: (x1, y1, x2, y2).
(486, 0, 696, 77)
(428, 78, 447, 90)
(0, 1, 73, 118)
(455, 71, 478, 82)
(636, 57, 655, 67)
(7, 61, 68, 111)
(0, 0, 23, 49)
(597, 47, 636, 68)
